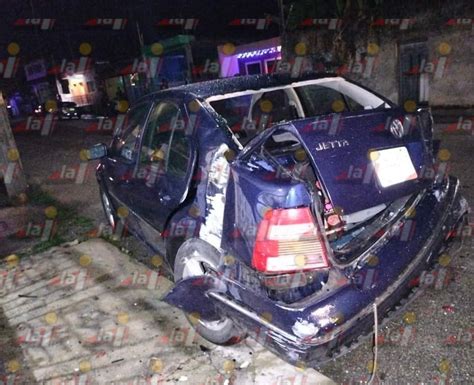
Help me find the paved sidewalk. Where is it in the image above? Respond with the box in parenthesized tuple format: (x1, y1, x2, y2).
(0, 239, 336, 385)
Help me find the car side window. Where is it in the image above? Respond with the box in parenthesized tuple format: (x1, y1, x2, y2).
(112, 102, 150, 161)
(210, 94, 253, 135)
(296, 85, 364, 116)
(251, 90, 296, 130)
(140, 101, 191, 178)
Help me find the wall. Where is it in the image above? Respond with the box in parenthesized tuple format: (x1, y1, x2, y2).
(346, 29, 473, 107)
(285, 22, 473, 108)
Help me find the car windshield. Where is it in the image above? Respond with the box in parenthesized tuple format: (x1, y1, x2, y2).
(208, 77, 391, 145)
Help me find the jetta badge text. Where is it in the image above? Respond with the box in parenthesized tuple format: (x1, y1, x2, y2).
(315, 139, 350, 151)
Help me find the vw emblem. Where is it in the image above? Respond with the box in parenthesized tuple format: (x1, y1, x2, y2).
(390, 118, 405, 139)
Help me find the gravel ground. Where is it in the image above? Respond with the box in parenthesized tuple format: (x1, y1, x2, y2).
(14, 119, 106, 224)
(319, 130, 474, 384)
(5, 118, 473, 384)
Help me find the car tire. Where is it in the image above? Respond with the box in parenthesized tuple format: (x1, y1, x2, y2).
(173, 239, 245, 346)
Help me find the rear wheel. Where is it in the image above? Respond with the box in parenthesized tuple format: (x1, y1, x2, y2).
(174, 240, 245, 345)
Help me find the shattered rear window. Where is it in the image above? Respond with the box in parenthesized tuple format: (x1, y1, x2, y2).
(207, 78, 391, 146)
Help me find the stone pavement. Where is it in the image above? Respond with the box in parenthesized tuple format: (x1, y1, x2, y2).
(0, 238, 336, 385)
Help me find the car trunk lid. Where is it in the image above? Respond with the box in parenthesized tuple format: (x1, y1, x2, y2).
(249, 108, 435, 216)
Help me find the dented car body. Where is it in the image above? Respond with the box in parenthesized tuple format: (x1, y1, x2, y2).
(92, 73, 468, 366)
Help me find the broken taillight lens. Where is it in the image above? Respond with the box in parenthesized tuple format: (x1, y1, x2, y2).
(252, 207, 330, 274)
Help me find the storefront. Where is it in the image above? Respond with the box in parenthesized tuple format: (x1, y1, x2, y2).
(217, 37, 281, 78)
(56, 70, 99, 107)
(105, 35, 194, 104)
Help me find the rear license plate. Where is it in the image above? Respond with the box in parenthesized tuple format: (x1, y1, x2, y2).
(370, 147, 417, 188)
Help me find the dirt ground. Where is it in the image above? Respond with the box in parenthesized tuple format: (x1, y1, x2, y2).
(1, 118, 473, 384)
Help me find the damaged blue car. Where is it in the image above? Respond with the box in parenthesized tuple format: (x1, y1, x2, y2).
(88, 73, 468, 366)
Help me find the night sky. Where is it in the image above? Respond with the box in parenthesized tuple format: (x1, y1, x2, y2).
(0, 0, 471, 75)
(0, 0, 281, 63)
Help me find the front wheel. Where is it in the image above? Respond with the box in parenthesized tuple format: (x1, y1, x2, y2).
(173, 240, 245, 345)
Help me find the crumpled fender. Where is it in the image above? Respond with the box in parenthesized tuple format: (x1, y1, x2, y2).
(162, 274, 224, 320)
(162, 238, 228, 320)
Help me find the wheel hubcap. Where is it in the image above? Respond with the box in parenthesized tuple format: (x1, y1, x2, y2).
(102, 192, 115, 228)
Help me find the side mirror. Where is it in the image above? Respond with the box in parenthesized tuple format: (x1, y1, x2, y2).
(87, 143, 108, 160)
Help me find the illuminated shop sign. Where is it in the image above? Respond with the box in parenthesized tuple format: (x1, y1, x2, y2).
(237, 46, 282, 59)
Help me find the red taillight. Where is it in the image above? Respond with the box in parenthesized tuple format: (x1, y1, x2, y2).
(252, 207, 330, 274)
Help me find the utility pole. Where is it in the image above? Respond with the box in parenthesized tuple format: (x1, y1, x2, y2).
(0, 92, 28, 202)
(278, 0, 286, 36)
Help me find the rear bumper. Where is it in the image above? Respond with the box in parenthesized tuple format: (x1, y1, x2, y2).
(165, 176, 468, 366)
(217, 176, 467, 365)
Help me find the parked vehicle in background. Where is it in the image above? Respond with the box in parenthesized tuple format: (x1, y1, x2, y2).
(58, 101, 80, 119)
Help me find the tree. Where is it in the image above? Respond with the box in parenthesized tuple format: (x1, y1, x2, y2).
(0, 92, 28, 203)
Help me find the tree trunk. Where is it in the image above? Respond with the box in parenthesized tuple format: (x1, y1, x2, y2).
(0, 92, 28, 202)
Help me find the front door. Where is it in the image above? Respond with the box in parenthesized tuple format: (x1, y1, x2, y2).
(102, 102, 151, 222)
(131, 100, 194, 234)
